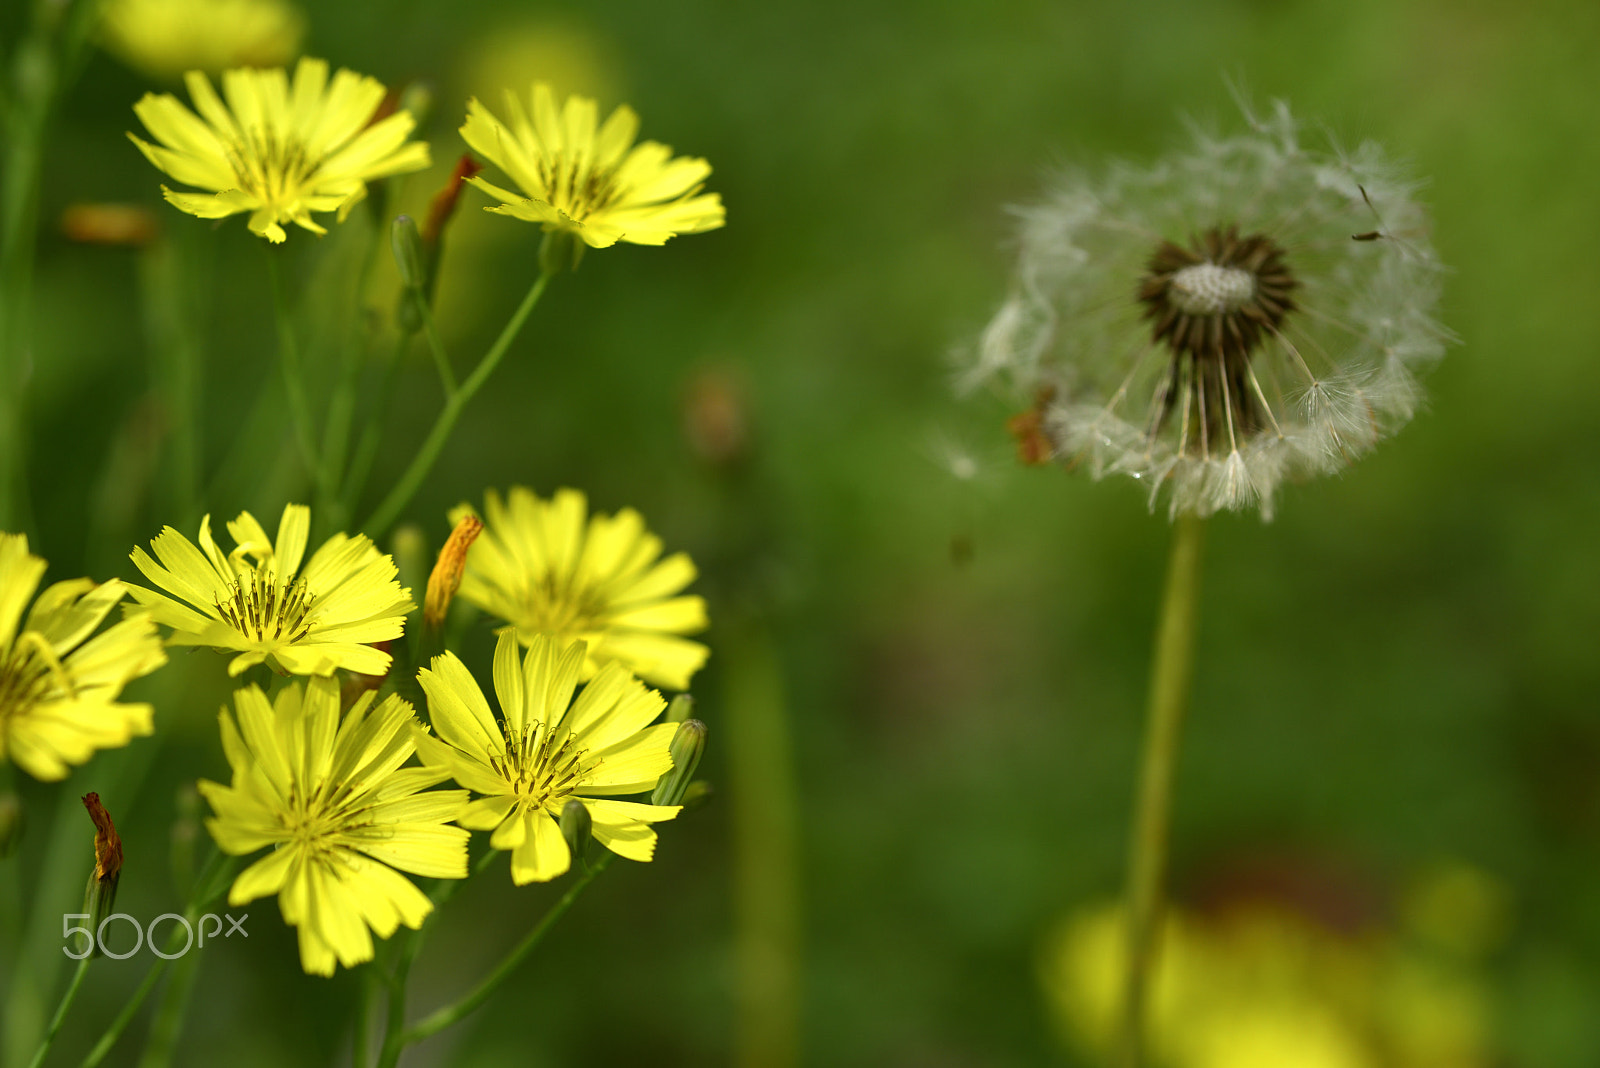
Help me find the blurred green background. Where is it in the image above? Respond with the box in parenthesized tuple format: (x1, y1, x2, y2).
(4, 0, 1600, 1064)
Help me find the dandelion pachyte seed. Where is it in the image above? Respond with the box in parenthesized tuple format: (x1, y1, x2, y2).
(969, 98, 1452, 518)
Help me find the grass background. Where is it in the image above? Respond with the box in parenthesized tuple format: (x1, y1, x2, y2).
(4, 0, 1600, 1063)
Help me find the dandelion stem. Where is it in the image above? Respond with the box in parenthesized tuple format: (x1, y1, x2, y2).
(361, 270, 551, 539)
(26, 957, 90, 1068)
(394, 854, 611, 1052)
(1118, 513, 1205, 1068)
(266, 249, 323, 487)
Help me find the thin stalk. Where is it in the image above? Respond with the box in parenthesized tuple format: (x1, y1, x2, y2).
(1117, 513, 1206, 1068)
(139, 237, 203, 525)
(134, 948, 199, 1068)
(318, 218, 389, 532)
(361, 271, 551, 539)
(393, 854, 610, 1054)
(25, 958, 89, 1068)
(352, 964, 378, 1068)
(266, 249, 321, 482)
(413, 293, 455, 397)
(0, 34, 47, 533)
(342, 330, 412, 518)
(725, 623, 802, 1068)
(78, 850, 232, 1068)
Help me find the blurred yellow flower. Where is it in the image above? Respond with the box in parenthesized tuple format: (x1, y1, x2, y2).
(0, 534, 167, 781)
(1042, 888, 1500, 1068)
(101, 0, 304, 83)
(461, 82, 724, 249)
(415, 633, 679, 884)
(200, 676, 468, 975)
(451, 487, 709, 690)
(129, 504, 414, 677)
(129, 57, 430, 243)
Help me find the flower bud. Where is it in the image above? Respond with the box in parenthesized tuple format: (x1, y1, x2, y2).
(0, 789, 22, 859)
(81, 793, 123, 949)
(391, 525, 430, 609)
(679, 780, 713, 810)
(424, 514, 483, 632)
(665, 693, 695, 724)
(60, 203, 159, 247)
(170, 783, 200, 896)
(399, 81, 435, 133)
(559, 798, 591, 861)
(651, 719, 707, 807)
(392, 214, 425, 290)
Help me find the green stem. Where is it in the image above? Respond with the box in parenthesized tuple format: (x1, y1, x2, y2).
(361, 271, 551, 539)
(352, 963, 377, 1068)
(266, 249, 321, 484)
(0, 37, 47, 534)
(341, 330, 412, 519)
(393, 854, 610, 1053)
(25, 958, 89, 1068)
(1117, 513, 1205, 1068)
(725, 622, 802, 1068)
(135, 948, 199, 1068)
(78, 850, 233, 1068)
(79, 956, 165, 1068)
(413, 293, 456, 397)
(318, 218, 388, 532)
(140, 237, 203, 526)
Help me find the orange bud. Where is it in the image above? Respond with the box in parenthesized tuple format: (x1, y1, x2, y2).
(423, 155, 484, 249)
(60, 204, 159, 247)
(425, 515, 483, 630)
(83, 792, 123, 885)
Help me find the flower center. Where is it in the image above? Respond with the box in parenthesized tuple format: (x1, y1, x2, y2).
(1137, 225, 1298, 455)
(494, 726, 589, 809)
(216, 569, 315, 645)
(538, 156, 620, 222)
(1167, 263, 1256, 316)
(225, 129, 315, 207)
(0, 637, 67, 726)
(517, 576, 608, 638)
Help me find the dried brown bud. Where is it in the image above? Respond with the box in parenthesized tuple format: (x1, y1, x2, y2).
(424, 515, 484, 631)
(82, 793, 123, 932)
(423, 154, 485, 249)
(60, 204, 159, 247)
(1005, 386, 1056, 466)
(682, 367, 750, 468)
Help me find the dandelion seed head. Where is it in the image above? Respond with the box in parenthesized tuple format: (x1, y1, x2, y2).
(972, 99, 1450, 518)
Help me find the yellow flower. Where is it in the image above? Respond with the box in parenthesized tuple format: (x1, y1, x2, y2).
(0, 534, 167, 781)
(415, 633, 679, 884)
(200, 676, 468, 975)
(129, 504, 414, 677)
(129, 57, 430, 243)
(451, 487, 709, 690)
(101, 0, 304, 83)
(461, 82, 724, 248)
